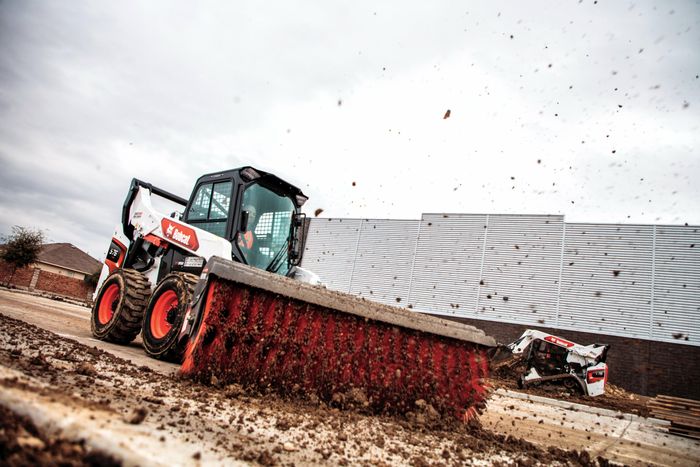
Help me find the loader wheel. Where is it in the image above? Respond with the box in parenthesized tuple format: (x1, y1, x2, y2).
(91, 269, 151, 344)
(142, 273, 198, 362)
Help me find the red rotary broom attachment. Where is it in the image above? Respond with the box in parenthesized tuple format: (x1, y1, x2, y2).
(180, 259, 496, 420)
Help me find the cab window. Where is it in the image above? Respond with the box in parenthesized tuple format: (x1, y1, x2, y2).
(187, 181, 232, 237)
(237, 183, 295, 274)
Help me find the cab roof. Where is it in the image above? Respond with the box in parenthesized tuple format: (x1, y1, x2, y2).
(195, 166, 308, 207)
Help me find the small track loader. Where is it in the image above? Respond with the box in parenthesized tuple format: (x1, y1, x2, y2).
(91, 167, 496, 419)
(491, 329, 610, 396)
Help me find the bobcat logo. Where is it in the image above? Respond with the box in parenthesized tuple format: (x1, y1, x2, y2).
(161, 219, 199, 251)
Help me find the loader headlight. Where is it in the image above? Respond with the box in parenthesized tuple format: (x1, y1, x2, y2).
(240, 167, 261, 181)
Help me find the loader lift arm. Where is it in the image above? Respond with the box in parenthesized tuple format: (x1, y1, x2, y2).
(121, 178, 188, 241)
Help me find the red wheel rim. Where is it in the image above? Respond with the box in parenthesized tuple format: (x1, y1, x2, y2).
(150, 289, 178, 339)
(98, 283, 120, 325)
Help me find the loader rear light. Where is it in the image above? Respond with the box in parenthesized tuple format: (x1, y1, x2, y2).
(586, 368, 606, 384)
(144, 234, 166, 248)
(105, 238, 126, 273)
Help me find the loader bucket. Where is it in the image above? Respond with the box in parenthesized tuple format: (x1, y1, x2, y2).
(180, 257, 496, 420)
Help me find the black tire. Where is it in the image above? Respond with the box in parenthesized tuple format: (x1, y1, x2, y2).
(141, 272, 198, 362)
(91, 269, 151, 344)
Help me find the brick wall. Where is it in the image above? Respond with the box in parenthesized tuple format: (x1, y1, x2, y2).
(35, 269, 93, 300)
(0, 261, 34, 288)
(445, 316, 700, 400)
(0, 260, 94, 301)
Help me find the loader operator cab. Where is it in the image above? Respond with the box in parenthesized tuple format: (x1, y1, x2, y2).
(184, 166, 307, 276)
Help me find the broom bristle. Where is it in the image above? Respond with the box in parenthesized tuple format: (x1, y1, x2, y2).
(181, 279, 490, 419)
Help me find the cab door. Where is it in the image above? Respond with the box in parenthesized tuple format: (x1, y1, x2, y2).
(184, 180, 234, 239)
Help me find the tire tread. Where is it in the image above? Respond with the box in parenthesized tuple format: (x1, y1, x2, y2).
(143, 272, 198, 362)
(92, 269, 151, 344)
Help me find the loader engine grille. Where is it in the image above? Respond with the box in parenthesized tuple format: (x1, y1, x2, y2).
(181, 278, 490, 420)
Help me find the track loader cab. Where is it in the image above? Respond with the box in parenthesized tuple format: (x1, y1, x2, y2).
(189, 167, 307, 273)
(163, 166, 308, 279)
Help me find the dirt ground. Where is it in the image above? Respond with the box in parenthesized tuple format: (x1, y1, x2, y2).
(0, 403, 121, 466)
(0, 312, 601, 466)
(1, 288, 699, 466)
(0, 288, 176, 375)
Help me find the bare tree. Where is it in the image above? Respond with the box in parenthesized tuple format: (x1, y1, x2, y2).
(0, 226, 45, 286)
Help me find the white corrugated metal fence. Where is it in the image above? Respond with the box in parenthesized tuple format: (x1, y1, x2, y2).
(302, 215, 700, 346)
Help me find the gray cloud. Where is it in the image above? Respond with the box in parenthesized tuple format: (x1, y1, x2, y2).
(1, 0, 699, 259)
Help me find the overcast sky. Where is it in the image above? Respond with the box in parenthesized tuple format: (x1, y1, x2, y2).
(0, 1, 698, 259)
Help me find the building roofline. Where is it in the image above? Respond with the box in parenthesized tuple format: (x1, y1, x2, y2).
(35, 260, 94, 276)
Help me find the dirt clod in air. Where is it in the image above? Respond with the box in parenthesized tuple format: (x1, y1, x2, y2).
(124, 406, 148, 425)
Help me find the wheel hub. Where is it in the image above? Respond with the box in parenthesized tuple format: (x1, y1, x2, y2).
(166, 305, 179, 325)
(150, 289, 179, 339)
